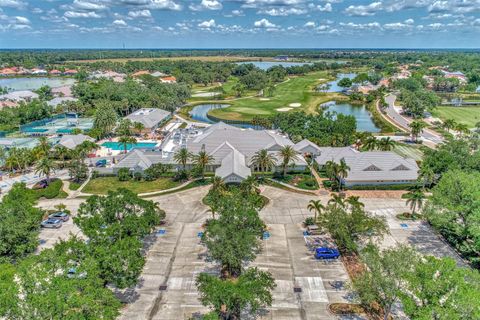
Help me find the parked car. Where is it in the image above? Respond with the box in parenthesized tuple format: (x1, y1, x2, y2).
(48, 212, 69, 222)
(95, 159, 107, 167)
(41, 218, 62, 229)
(33, 179, 49, 189)
(315, 247, 340, 260)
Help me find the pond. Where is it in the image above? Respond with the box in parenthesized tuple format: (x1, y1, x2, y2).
(189, 104, 257, 129)
(321, 101, 380, 132)
(236, 61, 312, 71)
(0, 77, 76, 91)
(325, 73, 356, 92)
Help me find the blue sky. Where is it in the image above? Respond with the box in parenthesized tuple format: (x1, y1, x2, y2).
(1, 0, 479, 48)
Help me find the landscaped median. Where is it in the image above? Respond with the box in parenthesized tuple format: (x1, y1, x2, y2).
(82, 176, 182, 195)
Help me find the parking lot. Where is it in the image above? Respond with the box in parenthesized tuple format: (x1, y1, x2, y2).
(34, 185, 465, 319)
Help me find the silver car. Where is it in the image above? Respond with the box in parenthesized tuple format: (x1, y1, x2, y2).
(48, 212, 69, 222)
(41, 218, 62, 229)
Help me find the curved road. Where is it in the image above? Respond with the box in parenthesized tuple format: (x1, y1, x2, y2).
(384, 94, 444, 145)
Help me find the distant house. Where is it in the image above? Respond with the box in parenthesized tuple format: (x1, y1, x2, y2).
(47, 97, 78, 107)
(160, 76, 176, 83)
(315, 147, 419, 186)
(151, 71, 166, 77)
(63, 69, 78, 76)
(49, 69, 62, 76)
(31, 68, 47, 75)
(294, 139, 322, 156)
(0, 90, 39, 102)
(58, 134, 95, 150)
(0, 68, 17, 76)
(125, 108, 172, 132)
(132, 70, 150, 77)
(275, 55, 289, 61)
(89, 71, 126, 82)
(440, 70, 467, 83)
(52, 85, 73, 97)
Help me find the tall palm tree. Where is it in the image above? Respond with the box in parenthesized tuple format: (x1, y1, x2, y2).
(118, 136, 137, 154)
(345, 196, 364, 210)
(337, 158, 350, 190)
(35, 157, 56, 184)
(364, 136, 378, 151)
(93, 105, 118, 137)
(455, 123, 470, 135)
(192, 151, 214, 179)
(378, 137, 396, 151)
(405, 189, 426, 216)
(211, 176, 226, 194)
(173, 148, 193, 171)
(307, 200, 325, 222)
(240, 175, 259, 196)
(36, 136, 51, 158)
(328, 194, 345, 209)
(409, 120, 426, 142)
(133, 121, 145, 136)
(325, 160, 338, 182)
(250, 149, 277, 172)
(418, 167, 436, 188)
(442, 119, 456, 133)
(54, 145, 70, 169)
(278, 145, 299, 176)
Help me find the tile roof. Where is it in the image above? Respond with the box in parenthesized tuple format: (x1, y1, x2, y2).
(215, 147, 251, 180)
(125, 108, 171, 129)
(59, 134, 94, 150)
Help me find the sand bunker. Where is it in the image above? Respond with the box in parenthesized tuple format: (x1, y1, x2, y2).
(289, 103, 301, 107)
(276, 107, 292, 112)
(192, 92, 220, 98)
(259, 98, 270, 101)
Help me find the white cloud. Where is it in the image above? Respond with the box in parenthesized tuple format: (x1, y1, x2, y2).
(258, 7, 307, 16)
(309, 3, 333, 12)
(231, 9, 244, 16)
(114, 0, 182, 11)
(344, 2, 383, 16)
(198, 19, 216, 28)
(340, 22, 382, 30)
(14, 16, 29, 24)
(0, 0, 25, 9)
(254, 18, 277, 28)
(190, 0, 222, 11)
(113, 19, 127, 26)
(304, 21, 316, 28)
(405, 18, 414, 24)
(70, 0, 108, 11)
(128, 9, 152, 18)
(64, 11, 102, 18)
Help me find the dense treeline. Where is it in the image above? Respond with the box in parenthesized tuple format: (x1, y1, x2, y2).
(0, 100, 52, 132)
(270, 111, 357, 146)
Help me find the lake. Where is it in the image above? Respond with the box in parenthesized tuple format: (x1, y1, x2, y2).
(236, 61, 312, 70)
(325, 73, 356, 92)
(0, 77, 76, 91)
(321, 101, 380, 132)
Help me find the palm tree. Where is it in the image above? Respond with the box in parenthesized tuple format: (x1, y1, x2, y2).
(409, 120, 426, 142)
(278, 145, 299, 176)
(250, 149, 277, 172)
(240, 175, 259, 196)
(307, 200, 325, 222)
(442, 119, 456, 132)
(324, 160, 338, 181)
(118, 136, 137, 154)
(405, 189, 426, 216)
(173, 148, 193, 171)
(337, 158, 350, 190)
(378, 137, 396, 151)
(364, 136, 378, 151)
(192, 151, 214, 179)
(211, 176, 226, 194)
(36, 136, 51, 158)
(54, 145, 70, 169)
(35, 157, 56, 184)
(93, 105, 118, 137)
(418, 167, 436, 188)
(328, 194, 345, 209)
(116, 119, 133, 136)
(345, 196, 364, 209)
(133, 121, 145, 136)
(455, 123, 470, 135)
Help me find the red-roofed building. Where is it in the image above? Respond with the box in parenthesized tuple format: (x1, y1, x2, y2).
(49, 69, 62, 75)
(63, 69, 78, 75)
(160, 76, 177, 83)
(132, 70, 150, 77)
(0, 68, 17, 76)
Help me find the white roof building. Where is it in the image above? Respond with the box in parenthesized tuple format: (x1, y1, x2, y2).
(58, 134, 94, 150)
(0, 90, 39, 102)
(47, 97, 78, 107)
(315, 147, 419, 186)
(125, 108, 171, 130)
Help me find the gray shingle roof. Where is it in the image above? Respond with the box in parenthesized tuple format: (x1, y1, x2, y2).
(114, 149, 170, 170)
(125, 108, 171, 129)
(315, 147, 419, 182)
(58, 134, 94, 150)
(294, 139, 322, 154)
(215, 147, 251, 179)
(187, 122, 297, 165)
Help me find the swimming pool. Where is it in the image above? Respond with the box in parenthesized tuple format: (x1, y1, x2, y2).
(101, 141, 158, 151)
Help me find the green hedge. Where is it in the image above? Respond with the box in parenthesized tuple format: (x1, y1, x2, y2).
(345, 183, 418, 190)
(33, 179, 67, 199)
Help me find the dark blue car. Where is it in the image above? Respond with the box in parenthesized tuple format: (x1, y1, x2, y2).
(95, 159, 107, 167)
(315, 247, 340, 260)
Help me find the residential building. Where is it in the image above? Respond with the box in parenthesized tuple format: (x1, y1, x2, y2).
(63, 69, 78, 76)
(125, 108, 172, 132)
(58, 134, 94, 150)
(132, 70, 150, 77)
(0, 90, 39, 102)
(47, 97, 78, 107)
(315, 147, 419, 186)
(49, 69, 62, 76)
(160, 76, 177, 83)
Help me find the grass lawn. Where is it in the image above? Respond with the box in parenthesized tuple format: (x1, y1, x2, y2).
(82, 177, 181, 195)
(432, 106, 480, 128)
(392, 143, 424, 161)
(274, 173, 319, 190)
(208, 72, 344, 121)
(69, 181, 81, 191)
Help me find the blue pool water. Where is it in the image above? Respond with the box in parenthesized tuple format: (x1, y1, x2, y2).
(101, 142, 157, 151)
